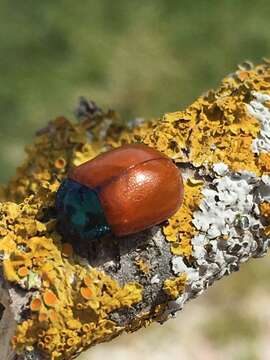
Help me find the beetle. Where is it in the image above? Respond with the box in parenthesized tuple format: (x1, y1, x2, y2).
(56, 143, 184, 240)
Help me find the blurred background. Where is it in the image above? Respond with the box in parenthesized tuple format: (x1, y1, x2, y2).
(0, 1, 270, 359)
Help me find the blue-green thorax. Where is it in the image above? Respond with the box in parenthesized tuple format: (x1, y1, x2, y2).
(56, 178, 111, 241)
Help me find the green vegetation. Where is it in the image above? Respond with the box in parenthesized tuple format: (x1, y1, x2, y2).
(1, 1, 270, 182)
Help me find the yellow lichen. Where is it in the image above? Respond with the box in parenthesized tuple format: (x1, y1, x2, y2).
(264, 225, 270, 237)
(163, 274, 187, 299)
(105, 63, 270, 260)
(134, 257, 151, 274)
(127, 311, 152, 332)
(0, 193, 142, 359)
(2, 61, 270, 358)
(163, 178, 203, 259)
(259, 201, 270, 221)
(258, 153, 270, 173)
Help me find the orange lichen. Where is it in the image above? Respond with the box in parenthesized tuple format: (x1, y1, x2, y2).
(17, 266, 29, 278)
(43, 290, 58, 307)
(38, 313, 48, 323)
(54, 158, 67, 170)
(83, 275, 92, 288)
(49, 309, 59, 322)
(80, 287, 93, 300)
(30, 298, 42, 312)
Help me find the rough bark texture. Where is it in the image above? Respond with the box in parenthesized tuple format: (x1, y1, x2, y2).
(1, 61, 270, 360)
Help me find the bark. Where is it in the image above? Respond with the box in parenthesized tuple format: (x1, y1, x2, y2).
(1, 61, 270, 360)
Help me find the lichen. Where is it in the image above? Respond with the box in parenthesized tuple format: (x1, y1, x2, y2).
(106, 61, 270, 259)
(134, 256, 151, 275)
(4, 113, 120, 203)
(0, 193, 142, 359)
(2, 61, 270, 358)
(163, 274, 187, 299)
(162, 178, 203, 259)
(259, 201, 270, 219)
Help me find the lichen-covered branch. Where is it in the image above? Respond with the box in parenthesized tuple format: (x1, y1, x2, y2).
(1, 60, 270, 360)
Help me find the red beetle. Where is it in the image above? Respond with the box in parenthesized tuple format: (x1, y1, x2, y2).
(56, 144, 184, 240)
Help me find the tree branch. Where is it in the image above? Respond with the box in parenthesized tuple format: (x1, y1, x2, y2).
(1, 60, 270, 360)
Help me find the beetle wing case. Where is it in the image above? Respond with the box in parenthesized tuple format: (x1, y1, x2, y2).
(67, 143, 184, 238)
